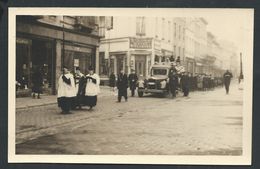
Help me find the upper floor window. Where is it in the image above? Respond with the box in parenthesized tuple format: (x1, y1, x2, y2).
(136, 17, 146, 36)
(168, 21, 171, 42)
(174, 23, 176, 38)
(179, 25, 181, 39)
(155, 17, 158, 38)
(162, 18, 165, 40)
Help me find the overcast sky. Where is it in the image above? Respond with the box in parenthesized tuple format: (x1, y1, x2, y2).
(204, 13, 253, 55)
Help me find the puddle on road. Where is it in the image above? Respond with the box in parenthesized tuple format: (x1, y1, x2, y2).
(19, 125, 36, 130)
(16, 134, 69, 154)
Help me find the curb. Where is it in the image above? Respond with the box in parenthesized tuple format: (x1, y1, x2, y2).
(16, 92, 115, 111)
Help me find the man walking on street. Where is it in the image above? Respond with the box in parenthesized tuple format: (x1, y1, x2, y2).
(180, 72, 190, 97)
(168, 66, 178, 98)
(128, 69, 138, 97)
(223, 70, 233, 94)
(117, 69, 128, 102)
(73, 67, 85, 110)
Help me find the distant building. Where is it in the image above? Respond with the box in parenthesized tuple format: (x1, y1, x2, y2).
(16, 16, 102, 96)
(184, 18, 208, 74)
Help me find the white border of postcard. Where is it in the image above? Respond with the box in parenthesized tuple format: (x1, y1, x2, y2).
(8, 7, 253, 165)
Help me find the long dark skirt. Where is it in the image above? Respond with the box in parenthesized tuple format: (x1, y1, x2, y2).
(82, 95, 97, 107)
(32, 84, 42, 93)
(57, 97, 74, 113)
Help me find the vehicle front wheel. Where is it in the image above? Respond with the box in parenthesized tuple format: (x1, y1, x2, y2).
(138, 91, 144, 97)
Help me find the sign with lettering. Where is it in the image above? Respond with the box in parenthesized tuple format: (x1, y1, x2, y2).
(129, 37, 152, 49)
(74, 59, 79, 67)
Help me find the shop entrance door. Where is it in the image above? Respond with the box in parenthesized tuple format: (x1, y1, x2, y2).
(135, 55, 146, 77)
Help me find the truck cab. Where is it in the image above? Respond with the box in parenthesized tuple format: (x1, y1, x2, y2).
(137, 63, 173, 97)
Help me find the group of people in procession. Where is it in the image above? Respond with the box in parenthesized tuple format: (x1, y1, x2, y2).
(166, 64, 226, 98)
(16, 61, 233, 114)
(57, 66, 100, 114)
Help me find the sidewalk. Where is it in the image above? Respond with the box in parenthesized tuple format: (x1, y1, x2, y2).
(16, 86, 115, 110)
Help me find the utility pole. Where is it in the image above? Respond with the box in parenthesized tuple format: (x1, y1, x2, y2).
(62, 16, 65, 75)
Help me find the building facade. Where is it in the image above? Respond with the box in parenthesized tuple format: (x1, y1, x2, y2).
(16, 16, 102, 96)
(99, 16, 187, 83)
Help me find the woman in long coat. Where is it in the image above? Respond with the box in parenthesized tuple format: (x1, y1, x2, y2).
(57, 66, 77, 114)
(83, 66, 100, 110)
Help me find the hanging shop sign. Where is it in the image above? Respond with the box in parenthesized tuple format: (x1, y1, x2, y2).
(129, 37, 152, 49)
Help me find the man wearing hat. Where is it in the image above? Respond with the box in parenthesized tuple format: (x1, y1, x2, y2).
(57, 66, 77, 114)
(73, 67, 86, 110)
(83, 66, 100, 110)
(128, 69, 138, 97)
(223, 70, 233, 94)
(117, 69, 128, 102)
(168, 66, 178, 98)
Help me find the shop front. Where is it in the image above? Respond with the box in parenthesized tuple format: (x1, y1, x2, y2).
(63, 44, 96, 75)
(16, 19, 100, 97)
(16, 37, 56, 96)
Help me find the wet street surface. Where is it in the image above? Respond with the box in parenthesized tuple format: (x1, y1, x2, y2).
(16, 85, 243, 155)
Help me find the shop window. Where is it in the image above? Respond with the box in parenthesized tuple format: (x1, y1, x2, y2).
(99, 52, 109, 76)
(16, 40, 31, 89)
(155, 55, 159, 62)
(64, 50, 93, 75)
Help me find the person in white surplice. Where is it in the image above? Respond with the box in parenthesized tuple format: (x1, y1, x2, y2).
(57, 66, 77, 114)
(82, 66, 100, 110)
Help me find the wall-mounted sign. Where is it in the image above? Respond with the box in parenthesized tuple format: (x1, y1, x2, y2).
(129, 37, 152, 49)
(74, 59, 79, 67)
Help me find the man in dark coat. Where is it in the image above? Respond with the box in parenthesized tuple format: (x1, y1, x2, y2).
(168, 67, 178, 98)
(180, 72, 190, 97)
(32, 66, 43, 99)
(109, 72, 116, 90)
(72, 67, 86, 110)
(128, 69, 138, 97)
(223, 70, 233, 94)
(117, 69, 128, 102)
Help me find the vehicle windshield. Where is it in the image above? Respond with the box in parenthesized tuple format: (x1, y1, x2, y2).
(152, 68, 168, 75)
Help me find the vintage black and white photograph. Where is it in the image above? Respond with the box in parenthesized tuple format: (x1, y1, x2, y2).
(8, 8, 253, 164)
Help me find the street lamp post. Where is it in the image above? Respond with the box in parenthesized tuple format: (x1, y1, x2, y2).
(62, 16, 65, 75)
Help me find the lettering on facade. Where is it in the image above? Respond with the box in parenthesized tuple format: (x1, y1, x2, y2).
(129, 37, 152, 49)
(16, 38, 31, 45)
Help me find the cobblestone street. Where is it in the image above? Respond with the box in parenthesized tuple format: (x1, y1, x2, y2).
(16, 84, 243, 155)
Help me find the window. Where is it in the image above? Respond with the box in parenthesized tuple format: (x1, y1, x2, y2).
(183, 28, 185, 41)
(136, 17, 146, 36)
(174, 45, 176, 57)
(99, 52, 108, 76)
(179, 25, 181, 39)
(155, 17, 158, 38)
(168, 21, 171, 42)
(174, 23, 176, 38)
(162, 18, 165, 40)
(152, 68, 167, 75)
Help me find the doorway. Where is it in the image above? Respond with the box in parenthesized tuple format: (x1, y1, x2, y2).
(135, 55, 146, 77)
